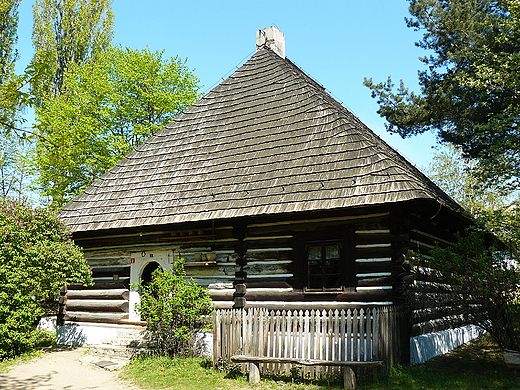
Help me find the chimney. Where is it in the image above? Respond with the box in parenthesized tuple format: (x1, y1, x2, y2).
(256, 26, 285, 59)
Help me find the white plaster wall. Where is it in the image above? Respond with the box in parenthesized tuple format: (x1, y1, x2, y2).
(129, 249, 176, 321)
(56, 322, 213, 356)
(56, 322, 128, 346)
(410, 325, 484, 365)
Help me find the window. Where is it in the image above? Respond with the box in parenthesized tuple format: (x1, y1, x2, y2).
(306, 242, 342, 291)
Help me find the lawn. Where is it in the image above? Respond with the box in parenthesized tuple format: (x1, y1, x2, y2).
(120, 335, 520, 390)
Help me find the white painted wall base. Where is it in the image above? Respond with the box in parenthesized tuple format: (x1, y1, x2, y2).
(410, 325, 484, 365)
(56, 322, 145, 347)
(55, 321, 213, 356)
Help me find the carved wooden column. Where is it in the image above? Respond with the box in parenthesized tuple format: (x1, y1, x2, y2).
(233, 219, 247, 308)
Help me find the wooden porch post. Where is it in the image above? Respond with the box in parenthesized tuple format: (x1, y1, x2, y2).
(233, 219, 247, 308)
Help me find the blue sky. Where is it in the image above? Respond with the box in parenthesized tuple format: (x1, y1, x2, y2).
(15, 0, 441, 170)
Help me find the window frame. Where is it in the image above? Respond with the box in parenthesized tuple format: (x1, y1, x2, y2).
(303, 240, 345, 293)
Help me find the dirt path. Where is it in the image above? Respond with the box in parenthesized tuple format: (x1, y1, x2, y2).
(0, 348, 140, 390)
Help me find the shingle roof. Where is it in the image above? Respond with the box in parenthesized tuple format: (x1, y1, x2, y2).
(59, 48, 461, 232)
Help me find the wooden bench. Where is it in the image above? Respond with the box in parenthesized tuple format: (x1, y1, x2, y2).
(231, 355, 385, 389)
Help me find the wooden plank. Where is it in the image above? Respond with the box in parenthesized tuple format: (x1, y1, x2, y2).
(230, 355, 384, 367)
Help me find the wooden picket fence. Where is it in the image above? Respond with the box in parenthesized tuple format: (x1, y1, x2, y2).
(213, 306, 402, 377)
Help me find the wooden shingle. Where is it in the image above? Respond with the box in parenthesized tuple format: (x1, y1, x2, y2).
(59, 48, 460, 232)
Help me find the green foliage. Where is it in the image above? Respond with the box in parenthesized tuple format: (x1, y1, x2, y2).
(413, 227, 520, 350)
(426, 145, 520, 251)
(32, 45, 200, 207)
(426, 146, 512, 214)
(30, 0, 114, 98)
(364, 0, 520, 190)
(0, 0, 23, 132)
(135, 259, 213, 357)
(0, 198, 92, 358)
(361, 335, 520, 389)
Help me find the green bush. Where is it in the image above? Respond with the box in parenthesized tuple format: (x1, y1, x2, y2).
(413, 227, 520, 350)
(0, 198, 92, 358)
(135, 258, 214, 356)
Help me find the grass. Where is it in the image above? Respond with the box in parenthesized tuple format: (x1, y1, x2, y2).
(120, 355, 339, 390)
(121, 335, 520, 390)
(359, 335, 520, 390)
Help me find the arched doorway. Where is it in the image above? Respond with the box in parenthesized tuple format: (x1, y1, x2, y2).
(129, 250, 175, 322)
(140, 261, 162, 286)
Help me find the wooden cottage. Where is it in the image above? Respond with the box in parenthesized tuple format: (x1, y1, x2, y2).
(58, 27, 482, 365)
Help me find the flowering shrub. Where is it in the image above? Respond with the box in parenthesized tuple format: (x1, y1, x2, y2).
(0, 199, 92, 358)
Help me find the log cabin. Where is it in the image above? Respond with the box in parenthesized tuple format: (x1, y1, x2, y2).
(58, 27, 483, 364)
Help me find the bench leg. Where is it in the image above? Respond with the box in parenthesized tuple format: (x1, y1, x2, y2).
(343, 366, 356, 389)
(249, 362, 261, 384)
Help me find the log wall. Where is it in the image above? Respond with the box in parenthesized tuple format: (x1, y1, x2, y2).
(408, 226, 468, 337)
(66, 202, 467, 359)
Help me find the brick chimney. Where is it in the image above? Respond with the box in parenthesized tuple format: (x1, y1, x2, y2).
(256, 26, 285, 59)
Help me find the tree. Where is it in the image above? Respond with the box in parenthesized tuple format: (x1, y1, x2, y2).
(0, 136, 28, 199)
(31, 0, 113, 99)
(426, 145, 520, 251)
(31, 45, 201, 207)
(426, 146, 512, 214)
(0, 0, 23, 131)
(0, 198, 92, 358)
(135, 259, 213, 356)
(364, 0, 520, 189)
(412, 227, 520, 351)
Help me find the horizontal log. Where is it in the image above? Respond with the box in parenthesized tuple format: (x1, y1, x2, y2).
(67, 289, 129, 300)
(87, 257, 131, 267)
(246, 281, 292, 289)
(356, 261, 392, 274)
(355, 233, 393, 245)
(64, 311, 129, 324)
(92, 266, 130, 278)
(243, 239, 293, 249)
(244, 301, 389, 310)
(211, 289, 298, 301)
(337, 290, 392, 302)
(355, 247, 393, 259)
(245, 251, 292, 261)
(244, 262, 291, 275)
(68, 282, 129, 290)
(92, 277, 130, 286)
(357, 276, 394, 287)
(184, 264, 236, 277)
(210, 289, 393, 303)
(412, 315, 468, 337)
(66, 299, 129, 313)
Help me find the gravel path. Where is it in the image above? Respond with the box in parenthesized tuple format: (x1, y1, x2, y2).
(0, 348, 140, 390)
